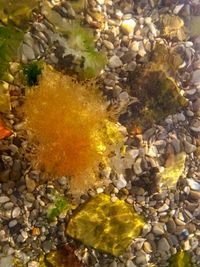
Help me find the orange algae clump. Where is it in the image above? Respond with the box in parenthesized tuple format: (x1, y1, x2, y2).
(23, 66, 115, 193)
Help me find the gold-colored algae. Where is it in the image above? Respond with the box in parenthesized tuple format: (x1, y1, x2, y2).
(66, 194, 145, 256)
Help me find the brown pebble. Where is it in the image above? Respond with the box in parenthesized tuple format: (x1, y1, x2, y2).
(166, 218, 176, 233)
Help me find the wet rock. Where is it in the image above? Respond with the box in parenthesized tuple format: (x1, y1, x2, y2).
(66, 194, 145, 256)
(109, 55, 123, 68)
(121, 19, 136, 35)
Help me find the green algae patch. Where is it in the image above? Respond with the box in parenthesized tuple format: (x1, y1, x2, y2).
(167, 250, 192, 267)
(127, 43, 187, 131)
(66, 194, 145, 256)
(0, 0, 38, 29)
(160, 152, 186, 189)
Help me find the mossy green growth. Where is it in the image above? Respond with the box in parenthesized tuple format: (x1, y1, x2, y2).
(22, 61, 43, 86)
(47, 196, 70, 221)
(66, 194, 145, 256)
(42, 0, 107, 79)
(127, 43, 187, 131)
(0, 0, 38, 29)
(167, 251, 192, 267)
(0, 25, 23, 81)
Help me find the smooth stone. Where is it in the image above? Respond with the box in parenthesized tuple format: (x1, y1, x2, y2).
(109, 55, 123, 68)
(103, 40, 114, 50)
(116, 174, 127, 190)
(152, 223, 165, 235)
(189, 190, 200, 201)
(126, 260, 136, 267)
(4, 202, 14, 210)
(12, 207, 21, 218)
(184, 140, 196, 153)
(25, 175, 36, 192)
(133, 158, 143, 175)
(157, 238, 171, 253)
(166, 218, 176, 233)
(22, 44, 35, 61)
(157, 203, 169, 212)
(187, 179, 200, 191)
(9, 219, 17, 228)
(0, 196, 10, 203)
(121, 19, 136, 35)
(143, 241, 152, 253)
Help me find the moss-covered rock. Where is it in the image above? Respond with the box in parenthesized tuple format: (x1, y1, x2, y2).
(66, 194, 145, 256)
(167, 251, 192, 267)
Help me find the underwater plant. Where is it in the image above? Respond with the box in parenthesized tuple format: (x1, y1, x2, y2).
(22, 61, 43, 86)
(22, 65, 121, 194)
(42, 0, 107, 79)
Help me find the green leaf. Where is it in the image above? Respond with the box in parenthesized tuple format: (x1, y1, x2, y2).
(47, 196, 70, 221)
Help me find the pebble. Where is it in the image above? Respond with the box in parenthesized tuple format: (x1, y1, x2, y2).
(25, 175, 36, 192)
(8, 220, 17, 228)
(184, 140, 196, 153)
(21, 44, 35, 62)
(103, 40, 114, 49)
(42, 240, 52, 253)
(157, 238, 171, 254)
(166, 218, 176, 233)
(28, 261, 39, 267)
(116, 174, 127, 190)
(157, 203, 169, 213)
(109, 55, 123, 68)
(0, 196, 10, 203)
(12, 207, 21, 218)
(152, 223, 165, 235)
(121, 19, 136, 35)
(133, 158, 143, 175)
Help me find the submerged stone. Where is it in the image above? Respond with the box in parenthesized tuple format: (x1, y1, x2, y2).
(161, 14, 186, 40)
(66, 194, 145, 256)
(160, 151, 186, 189)
(167, 250, 192, 267)
(126, 43, 187, 132)
(38, 246, 82, 267)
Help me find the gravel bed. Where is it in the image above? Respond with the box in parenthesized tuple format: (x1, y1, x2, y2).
(1, 0, 200, 266)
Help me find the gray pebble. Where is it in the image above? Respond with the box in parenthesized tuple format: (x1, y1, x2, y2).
(21, 44, 36, 62)
(42, 240, 52, 253)
(109, 55, 123, 68)
(184, 140, 196, 154)
(8, 220, 17, 228)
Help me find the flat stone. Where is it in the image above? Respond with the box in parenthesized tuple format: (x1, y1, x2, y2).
(0, 196, 10, 203)
(22, 43, 35, 61)
(109, 55, 123, 68)
(166, 218, 176, 233)
(116, 174, 127, 190)
(187, 178, 200, 191)
(157, 237, 170, 253)
(66, 194, 145, 256)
